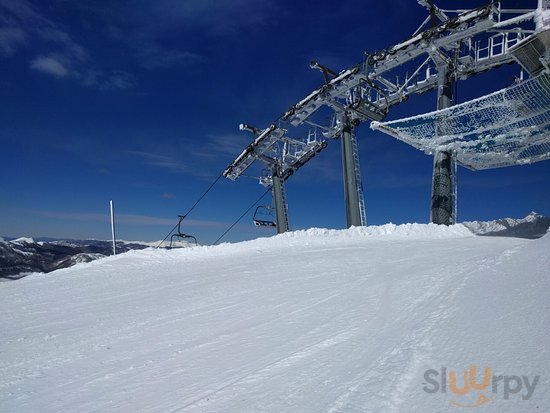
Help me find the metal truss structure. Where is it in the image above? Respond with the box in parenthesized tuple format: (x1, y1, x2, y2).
(223, 124, 327, 233)
(224, 0, 549, 231)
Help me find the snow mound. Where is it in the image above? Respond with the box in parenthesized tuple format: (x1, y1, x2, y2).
(171, 223, 476, 260)
(279, 222, 474, 239)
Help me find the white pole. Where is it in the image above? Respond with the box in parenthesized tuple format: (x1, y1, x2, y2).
(110, 200, 116, 255)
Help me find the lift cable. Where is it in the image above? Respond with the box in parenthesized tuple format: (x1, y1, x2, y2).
(155, 220, 181, 249)
(213, 188, 271, 246)
(155, 172, 224, 248)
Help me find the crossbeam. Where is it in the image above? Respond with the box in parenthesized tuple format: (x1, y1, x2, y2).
(281, 4, 537, 132)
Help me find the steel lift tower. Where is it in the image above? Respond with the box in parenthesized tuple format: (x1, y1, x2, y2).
(283, 1, 547, 225)
(223, 124, 328, 234)
(224, 1, 550, 230)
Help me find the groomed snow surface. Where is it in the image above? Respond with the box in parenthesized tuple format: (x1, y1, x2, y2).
(1, 224, 549, 412)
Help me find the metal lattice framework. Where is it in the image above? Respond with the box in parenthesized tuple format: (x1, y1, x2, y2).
(223, 125, 327, 185)
(223, 1, 549, 231)
(371, 70, 550, 170)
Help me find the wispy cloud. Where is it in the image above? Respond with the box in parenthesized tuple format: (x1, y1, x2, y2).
(127, 151, 192, 174)
(2, 0, 278, 76)
(35, 26, 88, 62)
(30, 55, 70, 77)
(31, 210, 233, 229)
(0, 0, 43, 22)
(1, 0, 84, 60)
(0, 26, 27, 55)
(298, 155, 343, 184)
(192, 133, 252, 160)
(161, 193, 176, 199)
(138, 48, 205, 70)
(100, 70, 135, 90)
(126, 149, 219, 178)
(81, 68, 135, 90)
(149, 0, 278, 35)
(0, 0, 133, 90)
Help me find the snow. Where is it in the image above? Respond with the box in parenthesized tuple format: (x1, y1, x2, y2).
(119, 239, 195, 248)
(1, 224, 548, 412)
(67, 252, 106, 264)
(463, 211, 550, 239)
(10, 237, 35, 244)
(535, 2, 550, 31)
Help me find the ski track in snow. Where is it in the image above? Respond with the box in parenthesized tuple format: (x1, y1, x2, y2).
(0, 225, 548, 412)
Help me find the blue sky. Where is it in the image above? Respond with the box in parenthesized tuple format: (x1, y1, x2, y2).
(1, 0, 548, 244)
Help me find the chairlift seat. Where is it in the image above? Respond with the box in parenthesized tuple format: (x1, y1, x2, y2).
(253, 206, 277, 228)
(169, 215, 198, 248)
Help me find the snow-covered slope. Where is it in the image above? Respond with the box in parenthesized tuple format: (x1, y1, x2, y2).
(1, 224, 548, 412)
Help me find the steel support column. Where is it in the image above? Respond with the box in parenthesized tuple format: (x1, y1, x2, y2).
(341, 113, 363, 228)
(271, 166, 289, 234)
(430, 65, 455, 225)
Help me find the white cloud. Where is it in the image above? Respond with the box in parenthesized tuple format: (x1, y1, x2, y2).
(31, 210, 231, 228)
(1, 0, 133, 90)
(30, 56, 70, 77)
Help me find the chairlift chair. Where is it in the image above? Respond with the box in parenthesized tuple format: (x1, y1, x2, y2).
(169, 215, 198, 248)
(253, 205, 277, 228)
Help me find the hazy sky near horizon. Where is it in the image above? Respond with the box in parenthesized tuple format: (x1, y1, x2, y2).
(1, 0, 548, 243)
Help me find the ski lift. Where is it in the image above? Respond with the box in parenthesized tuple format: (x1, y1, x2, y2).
(253, 205, 276, 228)
(169, 215, 198, 248)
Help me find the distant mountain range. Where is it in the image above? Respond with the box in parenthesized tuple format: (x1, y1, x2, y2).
(1, 212, 548, 280)
(462, 211, 550, 239)
(0, 239, 152, 280)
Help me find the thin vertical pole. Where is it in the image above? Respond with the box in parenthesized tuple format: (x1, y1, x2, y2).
(110, 200, 116, 255)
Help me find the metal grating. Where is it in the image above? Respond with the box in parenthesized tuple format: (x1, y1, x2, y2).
(371, 71, 550, 170)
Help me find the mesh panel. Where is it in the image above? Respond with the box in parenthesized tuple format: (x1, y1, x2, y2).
(371, 71, 550, 170)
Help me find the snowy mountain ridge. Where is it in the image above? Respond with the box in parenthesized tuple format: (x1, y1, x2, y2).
(462, 211, 550, 239)
(0, 237, 195, 280)
(0, 239, 149, 280)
